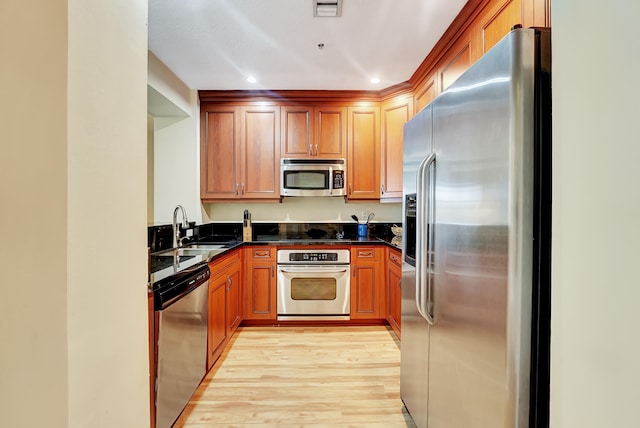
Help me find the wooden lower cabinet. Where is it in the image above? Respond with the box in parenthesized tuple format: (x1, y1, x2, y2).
(350, 246, 385, 319)
(226, 259, 242, 332)
(207, 275, 227, 369)
(207, 249, 242, 370)
(244, 246, 277, 320)
(386, 247, 402, 338)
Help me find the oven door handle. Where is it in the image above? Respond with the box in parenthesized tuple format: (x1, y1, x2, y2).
(278, 267, 349, 274)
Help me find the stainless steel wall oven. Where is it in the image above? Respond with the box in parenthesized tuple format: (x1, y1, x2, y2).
(277, 249, 350, 320)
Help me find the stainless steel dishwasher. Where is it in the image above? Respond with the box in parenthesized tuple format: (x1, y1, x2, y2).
(153, 264, 210, 428)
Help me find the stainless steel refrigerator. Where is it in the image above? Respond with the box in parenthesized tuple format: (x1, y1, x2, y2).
(400, 27, 551, 428)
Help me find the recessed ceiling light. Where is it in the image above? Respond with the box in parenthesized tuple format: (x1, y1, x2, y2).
(370, 77, 380, 84)
(247, 76, 257, 83)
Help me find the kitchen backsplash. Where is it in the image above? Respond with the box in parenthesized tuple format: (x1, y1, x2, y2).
(202, 197, 401, 223)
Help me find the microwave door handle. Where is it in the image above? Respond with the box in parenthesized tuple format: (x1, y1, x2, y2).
(329, 166, 333, 195)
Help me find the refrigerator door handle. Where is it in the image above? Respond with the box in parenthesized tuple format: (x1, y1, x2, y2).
(415, 153, 436, 325)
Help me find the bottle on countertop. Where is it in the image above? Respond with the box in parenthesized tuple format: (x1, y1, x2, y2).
(243, 209, 252, 242)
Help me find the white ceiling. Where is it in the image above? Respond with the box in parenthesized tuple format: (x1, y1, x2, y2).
(148, 0, 469, 91)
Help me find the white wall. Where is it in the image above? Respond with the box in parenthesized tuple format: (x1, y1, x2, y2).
(550, 2, 640, 427)
(68, 0, 150, 421)
(1, 0, 150, 427)
(148, 52, 204, 226)
(152, 101, 202, 225)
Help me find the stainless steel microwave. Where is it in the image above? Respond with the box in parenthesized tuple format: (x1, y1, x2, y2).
(280, 158, 346, 197)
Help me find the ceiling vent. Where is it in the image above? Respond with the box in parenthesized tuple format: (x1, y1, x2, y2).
(313, 0, 342, 17)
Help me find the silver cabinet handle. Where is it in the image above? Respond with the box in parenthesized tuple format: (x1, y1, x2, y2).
(309, 144, 313, 156)
(380, 184, 385, 195)
(235, 184, 239, 195)
(314, 144, 318, 156)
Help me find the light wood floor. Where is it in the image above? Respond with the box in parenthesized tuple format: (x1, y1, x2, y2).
(174, 325, 416, 427)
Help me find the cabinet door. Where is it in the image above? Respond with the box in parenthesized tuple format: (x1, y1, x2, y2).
(523, 0, 550, 28)
(314, 106, 347, 158)
(414, 74, 437, 115)
(347, 106, 380, 200)
(226, 258, 242, 334)
(240, 106, 280, 199)
(439, 35, 473, 93)
(475, 0, 521, 56)
(380, 95, 413, 201)
(200, 105, 242, 200)
(244, 247, 277, 320)
(281, 105, 313, 158)
(386, 248, 402, 338)
(350, 247, 384, 319)
(207, 278, 227, 370)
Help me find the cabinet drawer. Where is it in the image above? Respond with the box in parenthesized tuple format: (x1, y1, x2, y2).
(352, 247, 382, 260)
(209, 249, 241, 279)
(247, 246, 275, 260)
(388, 249, 401, 268)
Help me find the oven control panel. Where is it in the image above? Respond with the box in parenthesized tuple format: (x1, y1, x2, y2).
(289, 252, 338, 262)
(277, 249, 350, 264)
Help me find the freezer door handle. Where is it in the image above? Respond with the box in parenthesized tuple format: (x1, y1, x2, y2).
(415, 153, 435, 325)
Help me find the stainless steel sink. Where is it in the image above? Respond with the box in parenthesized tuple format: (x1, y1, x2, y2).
(154, 248, 206, 257)
(154, 244, 226, 257)
(185, 244, 225, 250)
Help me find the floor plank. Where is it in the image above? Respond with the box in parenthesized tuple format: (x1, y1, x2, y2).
(174, 326, 416, 427)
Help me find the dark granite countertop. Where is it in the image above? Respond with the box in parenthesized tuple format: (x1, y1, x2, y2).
(148, 221, 402, 288)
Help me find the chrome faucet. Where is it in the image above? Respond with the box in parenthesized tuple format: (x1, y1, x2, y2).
(172, 205, 189, 248)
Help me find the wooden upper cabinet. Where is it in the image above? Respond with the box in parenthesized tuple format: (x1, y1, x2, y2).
(380, 94, 413, 201)
(240, 106, 280, 199)
(281, 105, 346, 158)
(347, 105, 380, 200)
(439, 35, 473, 93)
(201, 104, 280, 201)
(200, 105, 242, 200)
(281, 105, 313, 158)
(523, 0, 550, 28)
(414, 74, 437, 115)
(475, 0, 522, 56)
(315, 106, 347, 158)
